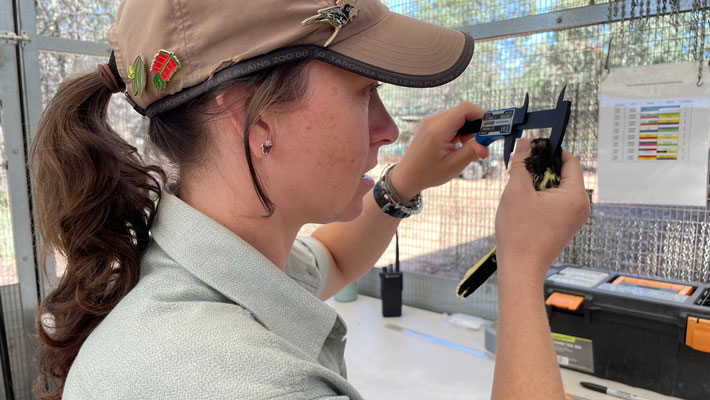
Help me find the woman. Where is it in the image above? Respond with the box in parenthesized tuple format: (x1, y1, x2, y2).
(30, 0, 590, 399)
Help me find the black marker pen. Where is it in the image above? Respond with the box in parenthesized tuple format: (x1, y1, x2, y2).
(580, 382, 648, 400)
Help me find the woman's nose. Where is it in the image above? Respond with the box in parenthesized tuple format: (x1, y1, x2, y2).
(369, 93, 399, 146)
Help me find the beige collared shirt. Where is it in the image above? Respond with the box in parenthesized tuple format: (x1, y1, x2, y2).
(63, 192, 364, 399)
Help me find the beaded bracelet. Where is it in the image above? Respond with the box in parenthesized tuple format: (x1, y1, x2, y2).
(373, 165, 423, 218)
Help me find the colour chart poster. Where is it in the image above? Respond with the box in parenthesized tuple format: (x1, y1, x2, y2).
(598, 62, 710, 206)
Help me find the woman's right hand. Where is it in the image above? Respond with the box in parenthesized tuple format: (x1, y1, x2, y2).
(388, 102, 489, 201)
(494, 138, 590, 287)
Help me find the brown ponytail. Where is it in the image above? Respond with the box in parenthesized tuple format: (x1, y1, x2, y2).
(29, 70, 164, 399)
(30, 58, 311, 399)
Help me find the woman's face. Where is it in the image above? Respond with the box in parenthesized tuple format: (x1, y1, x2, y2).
(266, 60, 399, 224)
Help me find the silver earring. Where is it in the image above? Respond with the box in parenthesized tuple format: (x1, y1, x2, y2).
(261, 140, 273, 155)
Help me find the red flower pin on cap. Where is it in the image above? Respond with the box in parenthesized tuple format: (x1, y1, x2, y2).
(150, 50, 181, 90)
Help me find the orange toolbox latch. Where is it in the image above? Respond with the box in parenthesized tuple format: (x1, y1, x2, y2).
(545, 292, 584, 311)
(686, 316, 710, 353)
(612, 276, 694, 296)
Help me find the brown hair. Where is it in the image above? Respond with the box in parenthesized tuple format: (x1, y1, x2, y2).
(29, 59, 309, 399)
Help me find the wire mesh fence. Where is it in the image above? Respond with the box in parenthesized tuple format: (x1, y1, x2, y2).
(386, 0, 608, 26)
(32, 0, 609, 41)
(35, 0, 118, 42)
(0, 113, 34, 400)
(369, 8, 710, 291)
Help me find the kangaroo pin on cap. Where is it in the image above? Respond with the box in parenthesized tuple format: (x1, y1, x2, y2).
(127, 55, 146, 97)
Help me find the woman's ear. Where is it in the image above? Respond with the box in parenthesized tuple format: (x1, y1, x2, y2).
(215, 86, 275, 160)
(215, 88, 248, 133)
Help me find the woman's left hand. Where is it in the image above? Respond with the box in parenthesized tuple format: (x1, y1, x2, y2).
(388, 101, 489, 200)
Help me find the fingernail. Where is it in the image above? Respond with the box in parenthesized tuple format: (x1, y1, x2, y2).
(516, 138, 530, 153)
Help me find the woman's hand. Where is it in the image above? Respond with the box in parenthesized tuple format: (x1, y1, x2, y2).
(387, 102, 489, 200)
(495, 138, 591, 287)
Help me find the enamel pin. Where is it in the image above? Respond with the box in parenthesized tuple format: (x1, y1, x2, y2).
(127, 55, 146, 97)
(302, 0, 360, 47)
(150, 50, 181, 90)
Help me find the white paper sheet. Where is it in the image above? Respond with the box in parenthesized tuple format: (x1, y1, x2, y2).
(598, 62, 710, 206)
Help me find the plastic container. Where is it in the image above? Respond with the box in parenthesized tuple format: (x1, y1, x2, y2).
(334, 281, 358, 302)
(544, 264, 710, 400)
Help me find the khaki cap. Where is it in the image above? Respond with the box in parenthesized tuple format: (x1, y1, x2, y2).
(108, 0, 474, 117)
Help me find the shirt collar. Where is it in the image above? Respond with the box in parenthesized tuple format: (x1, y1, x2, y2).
(149, 192, 338, 360)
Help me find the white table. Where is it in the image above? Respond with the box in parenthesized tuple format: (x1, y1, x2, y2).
(327, 295, 683, 400)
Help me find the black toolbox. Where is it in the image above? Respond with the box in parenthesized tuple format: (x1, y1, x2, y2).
(544, 265, 710, 399)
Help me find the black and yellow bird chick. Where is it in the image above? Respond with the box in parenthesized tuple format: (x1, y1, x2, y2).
(524, 138, 562, 191)
(456, 138, 562, 298)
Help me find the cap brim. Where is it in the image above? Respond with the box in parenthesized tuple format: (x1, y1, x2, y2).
(140, 12, 473, 117)
(328, 12, 474, 88)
